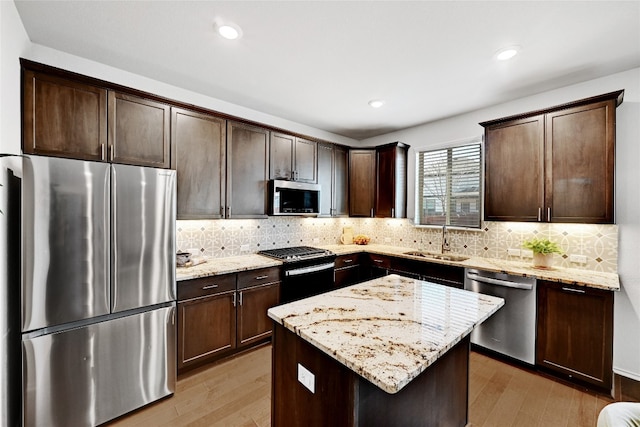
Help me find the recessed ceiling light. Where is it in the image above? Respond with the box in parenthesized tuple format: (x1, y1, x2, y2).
(495, 46, 520, 61)
(368, 99, 385, 108)
(217, 23, 242, 40)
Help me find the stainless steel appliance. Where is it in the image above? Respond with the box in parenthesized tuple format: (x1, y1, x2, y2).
(3, 155, 176, 427)
(268, 179, 320, 216)
(258, 246, 335, 303)
(464, 268, 537, 364)
(0, 155, 22, 427)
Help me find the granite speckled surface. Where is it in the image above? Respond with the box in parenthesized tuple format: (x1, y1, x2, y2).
(268, 274, 504, 394)
(176, 254, 282, 281)
(320, 244, 620, 291)
(176, 244, 619, 290)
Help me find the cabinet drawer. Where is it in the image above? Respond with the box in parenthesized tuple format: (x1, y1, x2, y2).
(335, 254, 361, 269)
(237, 267, 281, 290)
(178, 274, 236, 301)
(368, 254, 391, 269)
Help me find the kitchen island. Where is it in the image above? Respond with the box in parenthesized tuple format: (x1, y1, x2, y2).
(267, 274, 504, 427)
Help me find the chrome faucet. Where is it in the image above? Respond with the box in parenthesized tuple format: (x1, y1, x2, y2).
(441, 225, 451, 253)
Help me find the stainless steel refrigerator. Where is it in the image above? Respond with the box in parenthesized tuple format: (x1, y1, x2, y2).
(2, 154, 177, 427)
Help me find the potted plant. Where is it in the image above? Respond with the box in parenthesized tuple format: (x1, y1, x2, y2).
(522, 238, 563, 269)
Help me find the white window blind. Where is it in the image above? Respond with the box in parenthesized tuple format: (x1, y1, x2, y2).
(416, 139, 482, 228)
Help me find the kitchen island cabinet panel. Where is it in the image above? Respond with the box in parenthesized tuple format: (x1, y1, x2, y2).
(171, 108, 226, 219)
(227, 121, 270, 218)
(536, 280, 613, 391)
(22, 70, 108, 161)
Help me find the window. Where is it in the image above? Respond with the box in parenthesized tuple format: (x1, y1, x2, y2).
(416, 138, 482, 228)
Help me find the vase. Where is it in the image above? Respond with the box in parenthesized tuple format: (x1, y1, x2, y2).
(533, 253, 553, 269)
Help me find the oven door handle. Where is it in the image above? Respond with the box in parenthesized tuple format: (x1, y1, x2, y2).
(466, 272, 534, 290)
(285, 262, 335, 277)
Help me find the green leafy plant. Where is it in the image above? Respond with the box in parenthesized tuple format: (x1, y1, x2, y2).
(522, 238, 563, 255)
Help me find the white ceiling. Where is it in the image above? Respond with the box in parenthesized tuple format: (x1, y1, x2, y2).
(14, 1, 640, 140)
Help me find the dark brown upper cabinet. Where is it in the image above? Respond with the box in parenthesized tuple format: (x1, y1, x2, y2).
(318, 143, 349, 217)
(227, 121, 270, 218)
(22, 70, 108, 161)
(349, 149, 376, 217)
(22, 61, 171, 168)
(482, 90, 623, 223)
(269, 132, 317, 183)
(349, 143, 408, 218)
(171, 108, 226, 219)
(108, 92, 170, 168)
(375, 142, 408, 218)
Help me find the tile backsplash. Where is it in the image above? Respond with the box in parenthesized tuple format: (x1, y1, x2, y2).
(177, 218, 618, 273)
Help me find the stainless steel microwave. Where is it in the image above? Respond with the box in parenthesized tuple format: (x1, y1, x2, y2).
(269, 179, 320, 216)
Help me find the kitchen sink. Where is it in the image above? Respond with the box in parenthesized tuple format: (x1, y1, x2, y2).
(402, 251, 469, 262)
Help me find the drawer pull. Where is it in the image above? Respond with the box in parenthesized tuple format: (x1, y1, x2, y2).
(343, 259, 353, 263)
(255, 275, 269, 280)
(202, 284, 219, 290)
(374, 259, 383, 263)
(561, 286, 586, 294)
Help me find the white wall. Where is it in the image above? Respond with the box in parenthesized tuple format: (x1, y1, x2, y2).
(0, 1, 30, 154)
(361, 68, 640, 380)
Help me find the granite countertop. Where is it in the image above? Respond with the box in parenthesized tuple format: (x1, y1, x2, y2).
(267, 274, 504, 394)
(176, 244, 620, 291)
(320, 244, 620, 291)
(176, 254, 282, 281)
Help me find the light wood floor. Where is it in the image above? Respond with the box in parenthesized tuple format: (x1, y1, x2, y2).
(106, 345, 613, 427)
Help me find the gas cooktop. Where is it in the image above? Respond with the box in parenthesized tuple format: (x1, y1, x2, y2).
(258, 246, 334, 262)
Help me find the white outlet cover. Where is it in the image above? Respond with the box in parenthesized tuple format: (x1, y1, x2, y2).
(297, 363, 315, 393)
(507, 248, 521, 256)
(569, 254, 588, 264)
(240, 244, 250, 251)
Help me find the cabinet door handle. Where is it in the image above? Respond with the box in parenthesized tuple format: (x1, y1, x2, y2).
(255, 275, 269, 280)
(239, 291, 243, 306)
(391, 208, 395, 217)
(220, 206, 225, 217)
(109, 145, 115, 162)
(561, 287, 586, 294)
(202, 284, 218, 290)
(232, 292, 237, 307)
(547, 207, 551, 222)
(227, 206, 231, 218)
(538, 207, 542, 221)
(370, 208, 374, 218)
(101, 144, 105, 161)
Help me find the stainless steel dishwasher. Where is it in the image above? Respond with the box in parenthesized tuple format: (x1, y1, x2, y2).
(464, 268, 537, 365)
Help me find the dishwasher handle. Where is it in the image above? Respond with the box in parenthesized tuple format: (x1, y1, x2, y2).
(466, 271, 534, 290)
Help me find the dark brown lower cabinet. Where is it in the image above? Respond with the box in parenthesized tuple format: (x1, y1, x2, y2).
(334, 254, 363, 288)
(237, 282, 280, 347)
(536, 280, 613, 391)
(178, 292, 236, 370)
(177, 267, 281, 372)
(271, 323, 469, 427)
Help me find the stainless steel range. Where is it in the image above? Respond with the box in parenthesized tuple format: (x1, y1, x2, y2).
(258, 246, 336, 303)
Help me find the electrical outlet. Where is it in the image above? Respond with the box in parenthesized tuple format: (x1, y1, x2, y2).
(507, 248, 521, 257)
(570, 254, 588, 264)
(521, 249, 534, 258)
(297, 363, 315, 393)
(240, 244, 250, 252)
